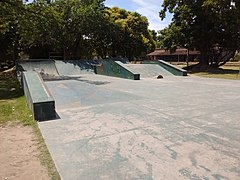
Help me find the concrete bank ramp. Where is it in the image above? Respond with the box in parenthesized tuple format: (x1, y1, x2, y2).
(125, 64, 173, 78)
(18, 60, 59, 76)
(93, 60, 140, 80)
(55, 60, 98, 76)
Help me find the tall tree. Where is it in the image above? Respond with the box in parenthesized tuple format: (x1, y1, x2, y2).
(1, 0, 154, 61)
(104, 7, 155, 60)
(0, 0, 57, 61)
(160, 0, 240, 68)
(0, 0, 26, 62)
(18, 0, 105, 59)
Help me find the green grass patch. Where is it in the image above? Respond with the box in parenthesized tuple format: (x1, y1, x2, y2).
(0, 97, 33, 125)
(174, 61, 240, 80)
(191, 68, 240, 80)
(0, 73, 60, 180)
(0, 73, 33, 125)
(192, 72, 240, 80)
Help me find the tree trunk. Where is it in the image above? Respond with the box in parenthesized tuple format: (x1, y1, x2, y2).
(196, 46, 211, 70)
(199, 49, 209, 66)
(186, 49, 189, 67)
(73, 37, 82, 59)
(111, 45, 116, 57)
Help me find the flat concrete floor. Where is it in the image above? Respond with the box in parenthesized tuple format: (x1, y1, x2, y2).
(39, 74, 240, 180)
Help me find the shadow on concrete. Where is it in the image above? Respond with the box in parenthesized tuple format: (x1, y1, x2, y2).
(61, 59, 101, 71)
(38, 112, 61, 122)
(43, 76, 111, 86)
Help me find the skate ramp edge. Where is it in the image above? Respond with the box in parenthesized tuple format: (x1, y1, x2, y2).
(93, 60, 140, 80)
(55, 60, 98, 76)
(157, 60, 187, 76)
(22, 71, 55, 121)
(17, 59, 59, 76)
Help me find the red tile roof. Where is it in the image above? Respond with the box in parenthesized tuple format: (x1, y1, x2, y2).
(148, 48, 200, 56)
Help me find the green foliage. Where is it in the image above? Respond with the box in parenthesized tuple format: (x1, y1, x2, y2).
(0, 74, 23, 99)
(0, 0, 154, 60)
(157, 23, 185, 51)
(0, 0, 24, 61)
(159, 0, 240, 66)
(102, 7, 155, 60)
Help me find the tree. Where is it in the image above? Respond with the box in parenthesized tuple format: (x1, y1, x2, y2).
(160, 0, 240, 68)
(0, 0, 56, 61)
(1, 0, 154, 61)
(157, 23, 187, 51)
(103, 7, 155, 60)
(18, 0, 106, 59)
(0, 0, 27, 62)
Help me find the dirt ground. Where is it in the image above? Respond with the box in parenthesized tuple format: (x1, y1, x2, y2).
(0, 123, 50, 180)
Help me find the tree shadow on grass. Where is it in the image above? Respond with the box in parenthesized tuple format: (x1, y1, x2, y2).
(0, 73, 24, 100)
(184, 63, 239, 74)
(206, 68, 239, 74)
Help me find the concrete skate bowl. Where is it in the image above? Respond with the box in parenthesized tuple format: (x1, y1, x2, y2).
(17, 59, 59, 77)
(55, 60, 101, 76)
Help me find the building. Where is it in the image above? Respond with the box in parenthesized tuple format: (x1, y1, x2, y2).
(147, 48, 200, 62)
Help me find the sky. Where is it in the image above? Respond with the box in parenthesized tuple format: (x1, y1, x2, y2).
(104, 0, 172, 31)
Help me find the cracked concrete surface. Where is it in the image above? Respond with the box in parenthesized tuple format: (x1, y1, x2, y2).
(39, 74, 240, 180)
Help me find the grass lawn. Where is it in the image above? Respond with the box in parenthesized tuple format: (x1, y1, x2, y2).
(0, 72, 60, 180)
(192, 67, 240, 80)
(174, 61, 240, 80)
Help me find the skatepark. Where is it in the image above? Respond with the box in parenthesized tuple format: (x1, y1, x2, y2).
(17, 59, 240, 179)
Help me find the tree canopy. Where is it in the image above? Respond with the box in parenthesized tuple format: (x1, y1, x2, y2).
(159, 0, 240, 68)
(102, 7, 155, 60)
(0, 0, 155, 62)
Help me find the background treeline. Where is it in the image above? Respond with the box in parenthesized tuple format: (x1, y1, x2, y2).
(158, 0, 240, 69)
(0, 0, 155, 61)
(1, 0, 240, 69)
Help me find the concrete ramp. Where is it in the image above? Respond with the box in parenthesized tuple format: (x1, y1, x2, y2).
(18, 60, 59, 76)
(158, 60, 187, 76)
(55, 60, 97, 76)
(94, 60, 140, 80)
(125, 64, 173, 78)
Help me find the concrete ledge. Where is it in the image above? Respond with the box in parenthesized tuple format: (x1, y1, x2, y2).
(93, 60, 140, 80)
(22, 71, 55, 121)
(158, 60, 187, 76)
